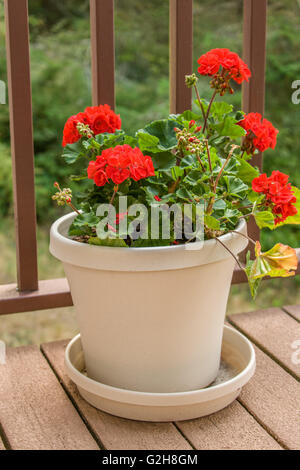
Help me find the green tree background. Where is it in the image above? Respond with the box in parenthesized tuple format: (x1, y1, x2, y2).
(0, 1, 299, 342)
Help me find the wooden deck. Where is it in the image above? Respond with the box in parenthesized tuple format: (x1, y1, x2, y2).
(0, 307, 299, 451)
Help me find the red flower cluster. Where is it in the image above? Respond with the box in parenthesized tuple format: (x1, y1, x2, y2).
(238, 112, 278, 153)
(252, 171, 297, 224)
(62, 104, 121, 147)
(197, 48, 251, 85)
(87, 144, 155, 186)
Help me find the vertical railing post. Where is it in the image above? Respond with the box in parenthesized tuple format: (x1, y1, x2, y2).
(90, 0, 115, 109)
(169, 0, 193, 114)
(242, 0, 267, 249)
(4, 0, 38, 291)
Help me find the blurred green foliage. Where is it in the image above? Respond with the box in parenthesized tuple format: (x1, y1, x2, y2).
(0, 0, 299, 250)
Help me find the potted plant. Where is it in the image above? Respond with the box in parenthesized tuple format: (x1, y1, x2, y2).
(50, 48, 299, 393)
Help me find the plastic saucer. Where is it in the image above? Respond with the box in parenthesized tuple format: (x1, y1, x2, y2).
(65, 325, 255, 422)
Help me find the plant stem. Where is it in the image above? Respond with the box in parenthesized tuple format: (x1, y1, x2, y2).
(196, 151, 206, 172)
(204, 139, 213, 174)
(110, 186, 119, 205)
(203, 89, 217, 134)
(206, 145, 237, 215)
(214, 145, 238, 191)
(67, 201, 81, 215)
(215, 237, 244, 270)
(194, 84, 206, 122)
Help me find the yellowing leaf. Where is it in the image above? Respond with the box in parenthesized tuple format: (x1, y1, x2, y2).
(244, 242, 298, 298)
(260, 242, 298, 272)
(252, 241, 297, 279)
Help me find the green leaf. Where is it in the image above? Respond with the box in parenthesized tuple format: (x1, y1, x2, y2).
(224, 176, 248, 199)
(214, 116, 246, 138)
(179, 110, 202, 122)
(236, 157, 259, 185)
(94, 130, 127, 149)
(68, 212, 99, 236)
(142, 186, 160, 205)
(235, 111, 245, 121)
(205, 215, 220, 230)
(137, 131, 160, 153)
(254, 210, 275, 229)
(222, 208, 241, 223)
(62, 140, 86, 164)
(123, 135, 137, 146)
(211, 102, 233, 121)
(212, 199, 227, 214)
(137, 119, 180, 153)
(150, 151, 177, 171)
(88, 237, 127, 247)
(180, 154, 198, 168)
(176, 187, 193, 201)
(244, 251, 262, 299)
(183, 169, 202, 185)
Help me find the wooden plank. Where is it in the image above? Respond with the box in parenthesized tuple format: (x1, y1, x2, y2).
(1, 263, 300, 317)
(169, 0, 193, 114)
(283, 305, 300, 322)
(0, 279, 72, 315)
(0, 345, 99, 450)
(4, 0, 38, 291)
(229, 308, 300, 380)
(42, 340, 192, 451)
(177, 400, 281, 450)
(242, 0, 267, 253)
(90, 0, 115, 108)
(242, 0, 267, 171)
(238, 345, 300, 450)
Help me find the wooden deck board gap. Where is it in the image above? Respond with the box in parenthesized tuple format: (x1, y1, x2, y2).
(0, 421, 10, 450)
(236, 398, 286, 450)
(281, 306, 300, 324)
(40, 345, 105, 450)
(227, 318, 300, 383)
(172, 422, 197, 450)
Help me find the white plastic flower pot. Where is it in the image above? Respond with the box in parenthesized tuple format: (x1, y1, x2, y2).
(50, 213, 248, 393)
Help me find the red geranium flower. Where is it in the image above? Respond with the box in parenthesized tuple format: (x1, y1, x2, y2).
(62, 113, 90, 147)
(85, 104, 121, 135)
(197, 48, 251, 86)
(252, 171, 297, 224)
(87, 145, 155, 187)
(62, 105, 121, 147)
(238, 112, 278, 153)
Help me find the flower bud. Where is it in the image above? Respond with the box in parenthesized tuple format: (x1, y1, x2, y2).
(185, 73, 198, 88)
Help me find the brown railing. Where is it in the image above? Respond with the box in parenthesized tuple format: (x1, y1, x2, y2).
(0, 0, 299, 316)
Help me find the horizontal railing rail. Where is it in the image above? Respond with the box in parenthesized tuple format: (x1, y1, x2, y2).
(0, 0, 297, 316)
